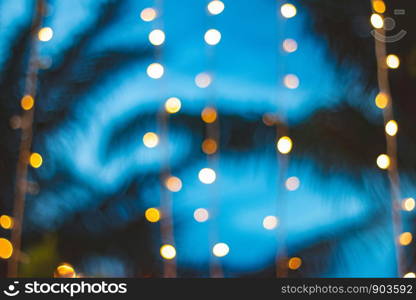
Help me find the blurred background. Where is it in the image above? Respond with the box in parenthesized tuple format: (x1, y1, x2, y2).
(0, 0, 415, 278)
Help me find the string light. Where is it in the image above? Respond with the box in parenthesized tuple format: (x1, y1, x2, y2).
(385, 120, 398, 136)
(398, 232, 413, 246)
(376, 154, 390, 170)
(402, 198, 415, 212)
(277, 136, 293, 154)
(165, 176, 182, 192)
(0, 215, 13, 229)
(204, 29, 221, 46)
(54, 263, 76, 278)
(288, 257, 302, 270)
(160, 244, 176, 260)
(386, 54, 400, 69)
(140, 7, 157, 22)
(148, 29, 165, 46)
(263, 216, 279, 230)
(145, 208, 161, 223)
(164, 97, 181, 114)
(375, 92, 389, 109)
(29, 152, 43, 168)
(21, 95, 34, 111)
(38, 27, 53, 42)
(0, 238, 13, 259)
(212, 243, 229, 257)
(198, 168, 216, 184)
(202, 138, 218, 155)
(370, 14, 384, 29)
(146, 63, 164, 79)
(207, 0, 225, 15)
(285, 176, 300, 191)
(283, 74, 299, 89)
(201, 107, 217, 123)
(193, 208, 209, 223)
(282, 39, 298, 53)
(372, 0, 386, 14)
(280, 3, 297, 19)
(195, 72, 212, 88)
(143, 132, 159, 148)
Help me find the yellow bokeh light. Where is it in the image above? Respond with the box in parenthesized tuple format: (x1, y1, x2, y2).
(373, 0, 386, 14)
(376, 154, 390, 170)
(212, 242, 229, 257)
(375, 92, 389, 109)
(385, 120, 398, 136)
(198, 168, 216, 184)
(202, 138, 218, 155)
(38, 27, 53, 42)
(194, 208, 209, 223)
(0, 238, 13, 259)
(402, 198, 415, 212)
(283, 39, 298, 53)
(399, 232, 413, 246)
(370, 14, 384, 29)
(263, 216, 279, 230)
(281, 3, 297, 18)
(277, 136, 293, 154)
(143, 132, 159, 148)
(204, 29, 221, 46)
(288, 257, 302, 270)
(160, 244, 176, 260)
(195, 73, 212, 88)
(145, 208, 161, 223)
(0, 215, 13, 229)
(148, 29, 165, 46)
(29, 152, 43, 168)
(146, 63, 164, 79)
(207, 0, 225, 15)
(386, 54, 400, 69)
(285, 176, 300, 191)
(283, 74, 299, 89)
(21, 95, 34, 111)
(54, 263, 76, 278)
(140, 8, 157, 22)
(165, 176, 182, 192)
(201, 107, 217, 124)
(165, 97, 181, 114)
(404, 272, 416, 278)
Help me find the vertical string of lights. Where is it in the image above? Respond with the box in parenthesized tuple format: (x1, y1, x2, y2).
(141, 2, 180, 278)
(196, 0, 227, 277)
(369, 0, 411, 277)
(7, 0, 48, 277)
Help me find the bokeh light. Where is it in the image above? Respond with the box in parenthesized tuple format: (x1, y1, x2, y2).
(373, 0, 386, 14)
(195, 72, 212, 88)
(165, 97, 181, 114)
(283, 74, 299, 89)
(207, 0, 225, 15)
(21, 95, 34, 111)
(263, 216, 279, 230)
(143, 132, 159, 148)
(54, 263, 76, 278)
(283, 38, 298, 53)
(201, 107, 217, 123)
(198, 168, 216, 184)
(277, 136, 293, 154)
(160, 244, 176, 260)
(285, 176, 300, 191)
(376, 154, 390, 170)
(212, 243, 229, 257)
(202, 138, 218, 155)
(281, 3, 297, 18)
(288, 257, 302, 270)
(386, 54, 400, 69)
(402, 198, 415, 212)
(38, 27, 53, 42)
(29, 152, 43, 168)
(145, 208, 161, 223)
(370, 14, 384, 29)
(165, 176, 182, 192)
(398, 232, 413, 246)
(148, 29, 165, 46)
(0, 215, 13, 229)
(140, 8, 157, 22)
(194, 208, 209, 223)
(204, 29, 221, 45)
(0, 238, 13, 259)
(404, 272, 416, 278)
(146, 63, 164, 79)
(385, 120, 398, 136)
(375, 92, 389, 109)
